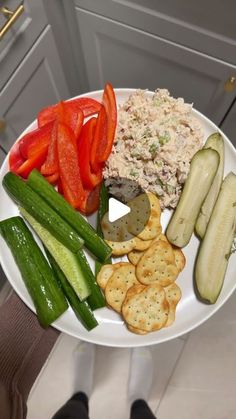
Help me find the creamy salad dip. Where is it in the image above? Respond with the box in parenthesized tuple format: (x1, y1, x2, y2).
(103, 89, 204, 209)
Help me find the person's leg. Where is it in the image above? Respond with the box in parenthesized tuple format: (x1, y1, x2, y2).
(51, 341, 95, 419)
(128, 347, 157, 419)
(52, 392, 89, 419)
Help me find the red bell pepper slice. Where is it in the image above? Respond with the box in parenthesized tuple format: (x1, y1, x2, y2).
(45, 172, 59, 185)
(9, 126, 51, 177)
(57, 122, 86, 209)
(60, 105, 84, 143)
(38, 102, 63, 128)
(90, 105, 107, 173)
(90, 83, 117, 172)
(40, 122, 59, 176)
(16, 147, 48, 179)
(38, 97, 101, 128)
(9, 141, 25, 174)
(19, 122, 53, 159)
(78, 117, 103, 190)
(79, 184, 101, 215)
(41, 104, 83, 177)
(99, 83, 117, 162)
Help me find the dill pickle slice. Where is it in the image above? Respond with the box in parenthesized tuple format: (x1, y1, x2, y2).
(195, 172, 236, 304)
(195, 133, 224, 239)
(166, 149, 219, 247)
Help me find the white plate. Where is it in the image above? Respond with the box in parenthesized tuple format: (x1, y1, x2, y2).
(0, 89, 236, 348)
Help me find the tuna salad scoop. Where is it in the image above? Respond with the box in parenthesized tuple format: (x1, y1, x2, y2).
(103, 89, 204, 209)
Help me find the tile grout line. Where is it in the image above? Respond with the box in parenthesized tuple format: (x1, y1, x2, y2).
(153, 335, 191, 416)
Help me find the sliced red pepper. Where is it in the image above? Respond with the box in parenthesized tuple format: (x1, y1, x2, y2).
(63, 107, 84, 142)
(90, 105, 107, 173)
(38, 97, 101, 128)
(37, 102, 64, 128)
(57, 122, 86, 209)
(90, 83, 117, 171)
(98, 83, 117, 163)
(45, 172, 59, 185)
(79, 184, 101, 215)
(9, 125, 51, 177)
(56, 101, 65, 122)
(19, 122, 53, 159)
(9, 141, 25, 174)
(63, 97, 101, 118)
(40, 122, 59, 176)
(16, 148, 48, 179)
(78, 117, 103, 190)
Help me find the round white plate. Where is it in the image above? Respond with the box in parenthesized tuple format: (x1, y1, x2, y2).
(0, 89, 236, 347)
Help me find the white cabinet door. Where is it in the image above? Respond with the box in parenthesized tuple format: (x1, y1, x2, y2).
(0, 26, 70, 153)
(75, 9, 236, 125)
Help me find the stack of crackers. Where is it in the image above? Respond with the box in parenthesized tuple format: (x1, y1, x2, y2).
(98, 193, 185, 335)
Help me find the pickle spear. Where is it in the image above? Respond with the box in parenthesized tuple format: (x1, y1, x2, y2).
(195, 172, 236, 303)
(195, 133, 224, 239)
(166, 149, 219, 248)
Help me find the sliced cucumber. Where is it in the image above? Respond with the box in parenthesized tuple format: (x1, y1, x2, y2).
(77, 249, 106, 310)
(166, 149, 219, 247)
(95, 181, 112, 275)
(27, 169, 112, 262)
(195, 172, 236, 303)
(45, 249, 98, 330)
(195, 133, 225, 238)
(20, 208, 91, 301)
(0, 216, 68, 327)
(3, 172, 84, 253)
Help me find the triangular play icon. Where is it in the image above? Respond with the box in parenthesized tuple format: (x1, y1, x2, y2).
(108, 197, 131, 223)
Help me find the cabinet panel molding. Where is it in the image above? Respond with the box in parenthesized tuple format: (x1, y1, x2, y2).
(74, 0, 236, 65)
(76, 9, 236, 125)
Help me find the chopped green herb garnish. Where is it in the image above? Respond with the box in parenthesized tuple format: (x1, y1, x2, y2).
(159, 131, 171, 145)
(153, 99, 162, 107)
(130, 169, 139, 177)
(156, 177, 164, 186)
(166, 184, 175, 194)
(149, 143, 159, 156)
(130, 150, 141, 158)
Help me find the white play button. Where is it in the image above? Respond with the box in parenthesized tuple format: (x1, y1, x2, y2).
(108, 197, 131, 223)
